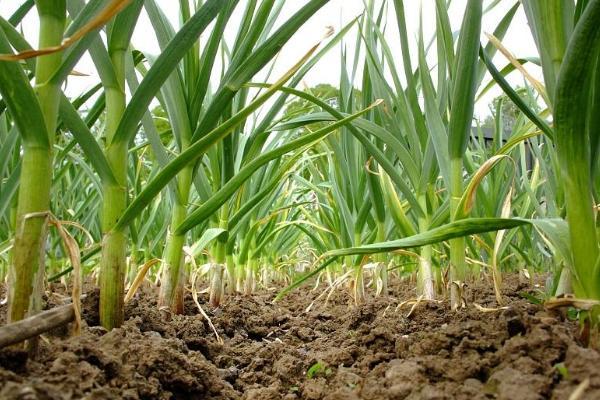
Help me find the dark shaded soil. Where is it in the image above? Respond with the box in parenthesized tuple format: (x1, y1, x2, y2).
(1, 276, 599, 399)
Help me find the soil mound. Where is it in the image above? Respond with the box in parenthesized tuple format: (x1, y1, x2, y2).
(1, 276, 598, 399)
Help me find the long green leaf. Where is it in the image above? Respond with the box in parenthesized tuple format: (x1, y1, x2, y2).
(176, 101, 382, 235)
(480, 47, 554, 140)
(554, 0, 600, 298)
(110, 0, 228, 146)
(448, 0, 483, 159)
(59, 96, 118, 185)
(0, 29, 48, 147)
(113, 45, 321, 232)
(190, 0, 330, 142)
(276, 218, 529, 300)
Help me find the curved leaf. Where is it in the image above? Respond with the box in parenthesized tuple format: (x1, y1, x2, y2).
(110, 0, 228, 146)
(113, 44, 321, 232)
(276, 218, 529, 300)
(480, 46, 554, 140)
(59, 96, 118, 185)
(0, 29, 48, 147)
(454, 155, 514, 220)
(175, 101, 383, 235)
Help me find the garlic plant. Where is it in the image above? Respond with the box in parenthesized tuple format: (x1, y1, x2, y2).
(1, 0, 599, 339)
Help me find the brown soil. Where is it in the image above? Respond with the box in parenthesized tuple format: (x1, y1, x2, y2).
(1, 276, 599, 399)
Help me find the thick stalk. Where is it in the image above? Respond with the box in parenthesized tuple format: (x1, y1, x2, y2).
(209, 209, 228, 307)
(417, 194, 435, 300)
(261, 261, 271, 288)
(158, 166, 193, 313)
(8, 147, 52, 324)
(449, 158, 467, 309)
(98, 157, 127, 328)
(352, 233, 365, 303)
(173, 260, 187, 314)
(354, 264, 366, 304)
(8, 4, 64, 324)
(236, 261, 246, 292)
(375, 222, 388, 295)
(244, 257, 257, 295)
(157, 207, 187, 313)
(225, 254, 236, 294)
(99, 78, 127, 329)
(209, 249, 225, 306)
(552, 2, 600, 300)
(447, 0, 481, 310)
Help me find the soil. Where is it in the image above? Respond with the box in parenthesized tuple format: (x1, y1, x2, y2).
(1, 275, 599, 400)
